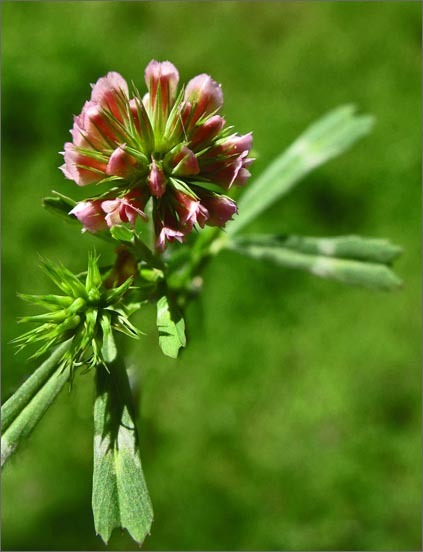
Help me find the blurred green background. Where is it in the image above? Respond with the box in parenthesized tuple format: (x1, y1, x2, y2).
(2, 1, 421, 550)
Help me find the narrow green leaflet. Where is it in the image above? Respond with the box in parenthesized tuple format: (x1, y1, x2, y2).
(228, 105, 374, 236)
(93, 361, 153, 545)
(1, 340, 73, 466)
(2, 339, 72, 431)
(100, 313, 117, 364)
(233, 234, 402, 264)
(156, 295, 186, 358)
(227, 237, 402, 291)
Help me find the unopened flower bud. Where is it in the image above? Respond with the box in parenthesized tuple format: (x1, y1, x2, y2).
(184, 74, 224, 125)
(166, 146, 199, 177)
(144, 60, 179, 116)
(147, 159, 167, 197)
(196, 191, 237, 226)
(189, 115, 226, 149)
(106, 145, 137, 178)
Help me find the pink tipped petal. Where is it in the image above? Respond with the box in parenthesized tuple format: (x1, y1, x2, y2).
(62, 143, 107, 186)
(147, 159, 167, 197)
(232, 167, 251, 187)
(172, 190, 209, 230)
(144, 60, 179, 114)
(184, 74, 224, 124)
(222, 132, 253, 155)
(101, 199, 122, 227)
(189, 115, 226, 149)
(197, 193, 238, 227)
(129, 98, 142, 132)
(156, 227, 185, 251)
(60, 163, 73, 180)
(106, 145, 137, 178)
(206, 151, 253, 189)
(142, 92, 150, 111)
(69, 201, 108, 232)
(84, 104, 119, 145)
(90, 72, 129, 119)
(169, 146, 199, 177)
(101, 190, 148, 227)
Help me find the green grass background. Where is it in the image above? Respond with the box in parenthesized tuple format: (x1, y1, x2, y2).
(2, 1, 421, 550)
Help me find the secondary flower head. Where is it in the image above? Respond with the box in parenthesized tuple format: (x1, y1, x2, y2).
(61, 61, 253, 250)
(13, 254, 142, 374)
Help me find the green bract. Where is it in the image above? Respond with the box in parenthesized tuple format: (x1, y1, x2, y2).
(13, 253, 142, 375)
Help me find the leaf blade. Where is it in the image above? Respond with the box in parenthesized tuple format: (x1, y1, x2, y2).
(228, 239, 402, 291)
(233, 234, 403, 264)
(92, 362, 153, 545)
(2, 339, 72, 432)
(1, 358, 71, 466)
(228, 105, 374, 235)
(156, 295, 186, 358)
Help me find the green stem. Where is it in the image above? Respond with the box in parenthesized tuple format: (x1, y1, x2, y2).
(166, 227, 226, 294)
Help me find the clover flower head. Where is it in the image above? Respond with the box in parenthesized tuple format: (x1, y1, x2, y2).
(13, 254, 142, 374)
(61, 60, 254, 250)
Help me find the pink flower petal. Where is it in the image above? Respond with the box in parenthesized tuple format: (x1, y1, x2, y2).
(147, 159, 167, 198)
(189, 115, 226, 149)
(168, 146, 199, 177)
(156, 226, 185, 251)
(101, 190, 148, 228)
(69, 200, 108, 232)
(62, 143, 107, 186)
(144, 60, 179, 115)
(90, 72, 129, 120)
(184, 74, 223, 125)
(106, 145, 137, 178)
(172, 190, 209, 230)
(197, 192, 237, 227)
(221, 132, 253, 155)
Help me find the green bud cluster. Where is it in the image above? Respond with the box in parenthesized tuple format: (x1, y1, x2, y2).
(13, 253, 143, 376)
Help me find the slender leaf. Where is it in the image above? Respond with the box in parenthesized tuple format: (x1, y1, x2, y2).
(156, 295, 186, 358)
(100, 313, 117, 364)
(233, 234, 402, 264)
(228, 105, 374, 235)
(2, 339, 72, 432)
(228, 240, 402, 291)
(93, 361, 153, 545)
(1, 348, 72, 466)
